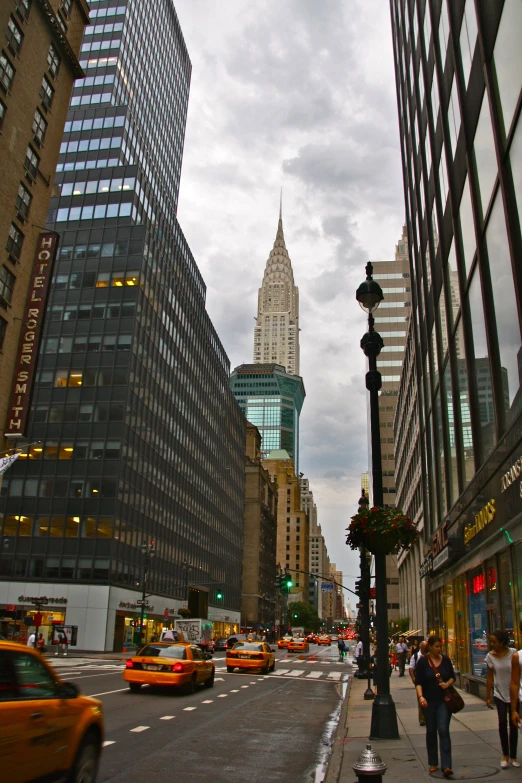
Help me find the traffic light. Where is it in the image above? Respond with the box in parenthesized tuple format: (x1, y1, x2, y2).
(216, 590, 223, 599)
(284, 571, 293, 591)
(355, 579, 362, 596)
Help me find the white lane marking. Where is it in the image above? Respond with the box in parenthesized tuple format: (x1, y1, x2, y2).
(87, 687, 129, 697)
(183, 707, 197, 711)
(61, 672, 122, 681)
(306, 671, 323, 679)
(217, 694, 228, 698)
(103, 741, 116, 747)
(201, 700, 213, 704)
(285, 670, 305, 677)
(327, 672, 342, 680)
(130, 726, 149, 733)
(160, 716, 175, 720)
(215, 677, 225, 682)
(240, 685, 249, 689)
(249, 681, 257, 684)
(230, 689, 239, 692)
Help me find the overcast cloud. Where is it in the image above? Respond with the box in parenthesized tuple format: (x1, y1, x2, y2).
(175, 1, 405, 598)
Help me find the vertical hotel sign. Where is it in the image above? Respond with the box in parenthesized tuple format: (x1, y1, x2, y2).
(5, 232, 59, 438)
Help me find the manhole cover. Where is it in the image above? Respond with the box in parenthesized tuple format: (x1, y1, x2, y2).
(431, 767, 499, 780)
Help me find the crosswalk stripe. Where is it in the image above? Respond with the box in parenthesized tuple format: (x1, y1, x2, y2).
(306, 671, 323, 679)
(327, 672, 342, 680)
(285, 670, 305, 677)
(274, 669, 289, 675)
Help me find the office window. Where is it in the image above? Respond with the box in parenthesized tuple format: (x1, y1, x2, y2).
(474, 93, 497, 216)
(61, 0, 72, 18)
(47, 44, 61, 78)
(458, 176, 476, 279)
(24, 146, 39, 180)
(492, 0, 522, 138)
(0, 98, 5, 129)
(485, 193, 521, 427)
(0, 265, 16, 307)
(40, 75, 54, 109)
(0, 316, 6, 350)
(460, 1, 478, 89)
(0, 51, 15, 92)
(16, 1, 31, 21)
(468, 269, 495, 460)
(6, 223, 23, 260)
(16, 182, 31, 219)
(32, 109, 47, 144)
(6, 16, 23, 55)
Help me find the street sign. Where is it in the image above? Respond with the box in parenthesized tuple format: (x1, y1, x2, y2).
(321, 583, 334, 591)
(6, 604, 16, 612)
(369, 587, 376, 599)
(136, 600, 149, 606)
(33, 612, 43, 626)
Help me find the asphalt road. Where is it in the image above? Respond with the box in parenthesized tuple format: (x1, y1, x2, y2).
(49, 645, 353, 783)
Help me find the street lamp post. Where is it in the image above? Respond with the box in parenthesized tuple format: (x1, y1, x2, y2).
(356, 262, 399, 740)
(358, 489, 374, 701)
(139, 541, 155, 646)
(182, 559, 190, 606)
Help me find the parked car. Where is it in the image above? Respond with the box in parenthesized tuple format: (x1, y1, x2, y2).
(124, 642, 214, 693)
(226, 642, 275, 674)
(0, 641, 104, 783)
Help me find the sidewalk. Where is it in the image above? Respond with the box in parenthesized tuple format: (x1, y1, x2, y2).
(326, 670, 519, 782)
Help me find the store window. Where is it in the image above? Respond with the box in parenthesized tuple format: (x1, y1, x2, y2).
(468, 566, 487, 676)
(485, 557, 500, 633)
(498, 550, 515, 646)
(514, 543, 522, 648)
(453, 574, 470, 675)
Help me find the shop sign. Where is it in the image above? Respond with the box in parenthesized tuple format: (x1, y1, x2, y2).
(6, 604, 16, 612)
(5, 233, 59, 438)
(18, 595, 68, 605)
(432, 547, 449, 571)
(431, 520, 448, 558)
(420, 555, 433, 579)
(119, 601, 155, 611)
(500, 454, 522, 495)
(464, 499, 496, 545)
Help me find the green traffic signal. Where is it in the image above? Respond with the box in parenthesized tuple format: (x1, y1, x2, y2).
(217, 591, 223, 599)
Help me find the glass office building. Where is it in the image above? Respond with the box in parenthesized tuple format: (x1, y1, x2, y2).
(390, 0, 522, 692)
(0, 0, 246, 651)
(229, 363, 305, 472)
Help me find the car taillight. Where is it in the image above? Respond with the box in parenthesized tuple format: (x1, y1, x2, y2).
(125, 660, 133, 669)
(254, 653, 264, 659)
(172, 663, 184, 673)
(227, 652, 237, 658)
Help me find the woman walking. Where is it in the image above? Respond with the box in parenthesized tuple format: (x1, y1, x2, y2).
(486, 630, 519, 768)
(415, 635, 456, 778)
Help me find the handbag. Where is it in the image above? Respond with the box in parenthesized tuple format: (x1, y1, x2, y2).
(427, 655, 465, 714)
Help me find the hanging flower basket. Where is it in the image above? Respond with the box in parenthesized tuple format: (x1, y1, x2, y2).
(178, 607, 191, 618)
(345, 506, 419, 554)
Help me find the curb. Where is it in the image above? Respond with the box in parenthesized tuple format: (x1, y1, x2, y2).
(323, 676, 352, 783)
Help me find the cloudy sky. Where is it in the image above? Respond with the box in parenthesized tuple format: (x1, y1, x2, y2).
(175, 0, 406, 597)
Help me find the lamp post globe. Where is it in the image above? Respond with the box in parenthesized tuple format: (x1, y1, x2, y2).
(356, 263, 384, 313)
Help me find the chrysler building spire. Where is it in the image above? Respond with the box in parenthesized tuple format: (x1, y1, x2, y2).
(253, 201, 300, 375)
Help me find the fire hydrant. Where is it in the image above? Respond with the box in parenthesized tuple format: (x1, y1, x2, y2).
(353, 744, 387, 783)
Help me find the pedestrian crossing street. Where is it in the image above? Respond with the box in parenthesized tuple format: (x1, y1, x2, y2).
(214, 665, 349, 682)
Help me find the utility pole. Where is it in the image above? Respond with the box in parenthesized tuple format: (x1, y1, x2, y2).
(138, 541, 155, 646)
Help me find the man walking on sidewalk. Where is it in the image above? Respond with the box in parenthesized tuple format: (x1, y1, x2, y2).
(354, 635, 364, 674)
(396, 635, 409, 677)
(410, 640, 428, 725)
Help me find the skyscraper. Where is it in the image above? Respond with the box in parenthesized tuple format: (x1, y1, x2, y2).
(253, 202, 300, 375)
(229, 363, 305, 471)
(0, 0, 246, 652)
(390, 0, 522, 674)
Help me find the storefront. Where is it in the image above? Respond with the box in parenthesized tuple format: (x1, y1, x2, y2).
(423, 445, 522, 697)
(0, 581, 241, 651)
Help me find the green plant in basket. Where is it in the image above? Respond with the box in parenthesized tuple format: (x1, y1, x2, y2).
(345, 506, 419, 554)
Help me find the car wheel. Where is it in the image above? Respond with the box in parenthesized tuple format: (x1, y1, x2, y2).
(67, 732, 100, 783)
(186, 674, 197, 694)
(204, 670, 215, 688)
(261, 663, 269, 675)
(129, 683, 141, 693)
(227, 666, 234, 673)
(269, 662, 275, 672)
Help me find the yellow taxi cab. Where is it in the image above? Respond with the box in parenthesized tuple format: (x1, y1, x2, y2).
(317, 635, 332, 645)
(124, 641, 214, 693)
(0, 640, 104, 783)
(287, 638, 309, 653)
(226, 641, 275, 674)
(277, 635, 294, 649)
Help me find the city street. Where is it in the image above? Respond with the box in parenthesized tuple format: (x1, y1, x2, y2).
(49, 645, 352, 782)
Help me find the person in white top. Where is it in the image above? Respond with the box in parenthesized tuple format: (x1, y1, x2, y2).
(510, 621, 522, 740)
(26, 633, 36, 647)
(485, 629, 519, 769)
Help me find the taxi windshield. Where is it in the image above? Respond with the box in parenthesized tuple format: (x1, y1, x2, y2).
(233, 643, 264, 651)
(139, 645, 187, 659)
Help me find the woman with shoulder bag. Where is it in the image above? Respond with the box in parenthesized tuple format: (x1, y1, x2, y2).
(415, 635, 457, 778)
(485, 629, 519, 769)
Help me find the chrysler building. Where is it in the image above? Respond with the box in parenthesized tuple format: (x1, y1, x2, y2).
(253, 202, 300, 375)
